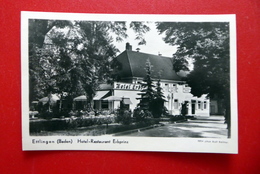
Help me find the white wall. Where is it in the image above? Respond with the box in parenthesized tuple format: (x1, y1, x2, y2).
(106, 82, 210, 117)
(160, 83, 209, 116)
(113, 90, 140, 111)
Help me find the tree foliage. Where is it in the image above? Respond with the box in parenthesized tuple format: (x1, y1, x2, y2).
(129, 22, 150, 45)
(156, 22, 231, 136)
(29, 19, 151, 111)
(156, 22, 230, 100)
(150, 79, 167, 118)
(136, 60, 167, 118)
(136, 59, 155, 110)
(29, 20, 115, 105)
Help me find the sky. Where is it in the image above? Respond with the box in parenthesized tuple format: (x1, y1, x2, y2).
(113, 22, 178, 57)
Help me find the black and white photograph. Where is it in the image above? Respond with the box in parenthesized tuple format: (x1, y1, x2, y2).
(22, 12, 237, 153)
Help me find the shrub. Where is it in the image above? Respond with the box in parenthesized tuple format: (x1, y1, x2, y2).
(40, 111, 54, 119)
(169, 115, 187, 122)
(116, 109, 132, 125)
(133, 107, 152, 123)
(88, 111, 95, 116)
(29, 115, 116, 133)
(185, 115, 196, 120)
(68, 115, 116, 128)
(101, 110, 110, 116)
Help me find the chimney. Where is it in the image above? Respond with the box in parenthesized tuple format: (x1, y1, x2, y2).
(125, 42, 132, 51)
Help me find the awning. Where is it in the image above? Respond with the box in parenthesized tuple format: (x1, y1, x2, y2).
(73, 95, 87, 101)
(103, 96, 122, 101)
(93, 91, 110, 100)
(39, 94, 60, 105)
(123, 98, 132, 104)
(102, 96, 132, 104)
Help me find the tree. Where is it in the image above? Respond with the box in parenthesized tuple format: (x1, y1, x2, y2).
(136, 59, 156, 111)
(150, 78, 167, 118)
(29, 20, 118, 112)
(29, 19, 151, 112)
(135, 62, 167, 119)
(156, 22, 231, 137)
(28, 19, 73, 103)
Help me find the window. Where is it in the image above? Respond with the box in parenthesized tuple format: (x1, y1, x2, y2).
(204, 101, 207, 109)
(165, 83, 169, 92)
(198, 101, 201, 109)
(101, 101, 109, 109)
(174, 99, 178, 109)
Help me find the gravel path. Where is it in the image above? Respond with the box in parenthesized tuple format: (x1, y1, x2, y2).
(123, 116, 228, 138)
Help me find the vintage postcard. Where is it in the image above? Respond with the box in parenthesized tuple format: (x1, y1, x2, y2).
(21, 12, 237, 153)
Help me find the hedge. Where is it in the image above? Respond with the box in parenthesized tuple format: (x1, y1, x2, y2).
(30, 115, 116, 133)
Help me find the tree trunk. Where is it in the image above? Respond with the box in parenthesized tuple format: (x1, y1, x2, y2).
(47, 92, 52, 112)
(224, 96, 231, 138)
(225, 106, 231, 138)
(59, 94, 63, 112)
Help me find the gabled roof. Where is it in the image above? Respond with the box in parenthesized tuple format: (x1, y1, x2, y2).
(116, 50, 182, 81)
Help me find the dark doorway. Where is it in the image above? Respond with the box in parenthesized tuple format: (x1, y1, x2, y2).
(191, 100, 196, 114)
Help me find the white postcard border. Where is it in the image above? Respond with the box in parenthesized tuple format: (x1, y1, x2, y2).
(21, 12, 238, 153)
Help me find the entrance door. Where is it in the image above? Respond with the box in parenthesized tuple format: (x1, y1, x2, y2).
(191, 100, 196, 114)
(184, 101, 189, 114)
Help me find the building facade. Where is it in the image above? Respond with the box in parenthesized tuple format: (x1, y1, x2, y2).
(93, 43, 210, 117)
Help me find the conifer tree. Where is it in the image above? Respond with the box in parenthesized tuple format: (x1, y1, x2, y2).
(151, 79, 167, 118)
(136, 59, 155, 111)
(154, 79, 165, 101)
